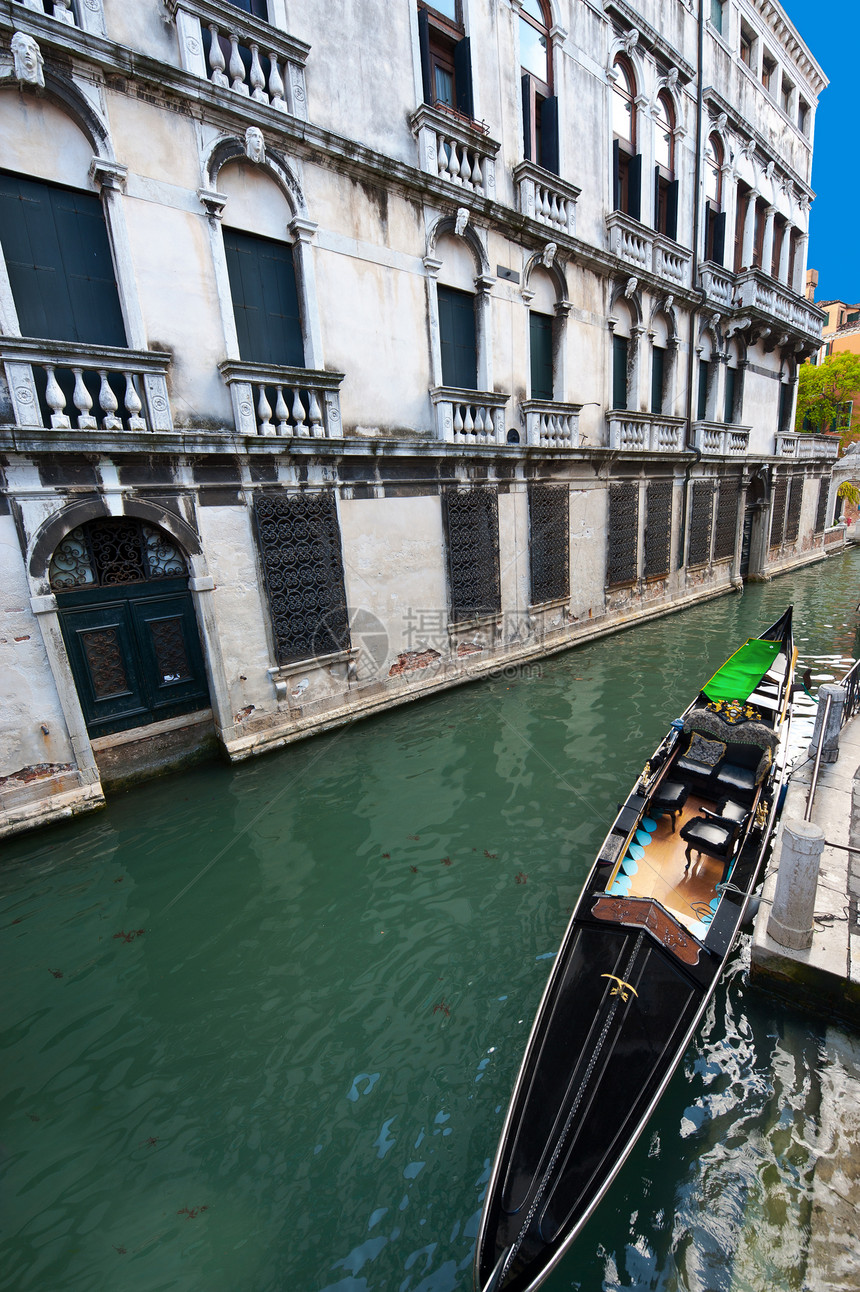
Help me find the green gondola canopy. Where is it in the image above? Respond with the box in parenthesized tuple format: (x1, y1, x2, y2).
(702, 638, 782, 703)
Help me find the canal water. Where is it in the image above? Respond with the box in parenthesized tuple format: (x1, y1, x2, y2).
(3, 550, 860, 1292)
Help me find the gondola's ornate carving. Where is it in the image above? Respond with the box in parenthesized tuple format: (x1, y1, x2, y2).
(713, 477, 739, 561)
(442, 488, 501, 622)
(253, 491, 350, 664)
(606, 483, 638, 585)
(644, 481, 672, 577)
(591, 896, 702, 965)
(687, 480, 713, 566)
(528, 484, 569, 604)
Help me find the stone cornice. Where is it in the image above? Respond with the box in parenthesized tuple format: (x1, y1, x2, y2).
(747, 0, 828, 95)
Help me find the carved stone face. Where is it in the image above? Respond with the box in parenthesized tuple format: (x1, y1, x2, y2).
(244, 126, 265, 164)
(11, 32, 44, 88)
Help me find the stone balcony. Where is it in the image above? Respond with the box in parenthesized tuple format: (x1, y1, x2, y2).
(605, 212, 692, 288)
(513, 162, 580, 237)
(694, 421, 750, 455)
(165, 0, 310, 117)
(0, 337, 173, 434)
(607, 411, 687, 453)
(431, 387, 509, 446)
(521, 399, 581, 448)
(410, 105, 500, 199)
(775, 431, 840, 461)
(219, 361, 344, 438)
(700, 263, 737, 310)
(735, 269, 825, 345)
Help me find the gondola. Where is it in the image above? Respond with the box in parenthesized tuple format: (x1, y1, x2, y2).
(474, 607, 797, 1292)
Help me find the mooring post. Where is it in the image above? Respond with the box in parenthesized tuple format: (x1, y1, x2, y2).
(807, 683, 846, 764)
(767, 818, 826, 950)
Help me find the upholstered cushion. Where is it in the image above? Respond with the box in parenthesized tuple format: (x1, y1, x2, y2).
(685, 733, 726, 768)
(715, 762, 756, 795)
(679, 818, 735, 857)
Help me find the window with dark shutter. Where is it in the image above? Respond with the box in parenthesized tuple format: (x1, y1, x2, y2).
(417, 3, 473, 118)
(713, 478, 739, 561)
(724, 366, 737, 423)
(688, 482, 714, 566)
(607, 482, 639, 586)
(520, 2, 557, 172)
(0, 171, 126, 347)
(529, 484, 569, 604)
(697, 359, 710, 420)
(644, 481, 672, 578)
(784, 476, 803, 543)
(443, 488, 501, 622)
(529, 311, 554, 400)
(770, 475, 787, 547)
(225, 0, 269, 16)
(253, 491, 350, 664)
(438, 284, 477, 389)
(651, 346, 665, 414)
(814, 477, 829, 533)
(223, 228, 304, 367)
(613, 334, 629, 410)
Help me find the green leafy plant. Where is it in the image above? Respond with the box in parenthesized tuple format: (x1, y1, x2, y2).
(795, 352, 860, 446)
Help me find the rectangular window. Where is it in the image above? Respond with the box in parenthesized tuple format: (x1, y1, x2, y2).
(770, 474, 787, 547)
(761, 52, 777, 92)
(651, 346, 665, 415)
(443, 488, 501, 622)
(612, 334, 628, 410)
(798, 98, 810, 134)
(724, 366, 737, 424)
(713, 478, 739, 561)
(529, 484, 569, 604)
(752, 198, 766, 268)
(784, 476, 803, 543)
(418, 4, 473, 118)
(781, 76, 794, 114)
(644, 481, 672, 578)
(225, 0, 269, 16)
(771, 216, 786, 278)
(710, 0, 724, 34)
(253, 491, 350, 665)
(223, 228, 303, 367)
(704, 202, 726, 266)
(607, 482, 639, 586)
(778, 382, 792, 434)
(740, 22, 755, 69)
(814, 477, 829, 533)
(734, 183, 751, 272)
(697, 359, 710, 421)
(687, 481, 714, 566)
(529, 311, 554, 400)
(522, 78, 560, 174)
(437, 284, 477, 389)
(0, 170, 126, 347)
(654, 171, 678, 240)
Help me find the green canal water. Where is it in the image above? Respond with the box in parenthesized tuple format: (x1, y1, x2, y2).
(3, 550, 860, 1292)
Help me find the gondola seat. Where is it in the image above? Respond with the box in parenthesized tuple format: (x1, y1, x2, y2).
(649, 780, 688, 832)
(679, 806, 746, 879)
(674, 733, 764, 807)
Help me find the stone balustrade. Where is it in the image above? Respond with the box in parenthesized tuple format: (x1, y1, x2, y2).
(734, 269, 825, 343)
(776, 431, 840, 460)
(521, 399, 581, 448)
(700, 263, 737, 309)
(653, 233, 691, 287)
(219, 361, 345, 438)
(431, 387, 509, 446)
(607, 412, 687, 453)
(513, 162, 580, 236)
(694, 421, 750, 455)
(166, 0, 310, 118)
(17, 0, 77, 25)
(0, 338, 173, 434)
(410, 105, 499, 198)
(605, 213, 691, 287)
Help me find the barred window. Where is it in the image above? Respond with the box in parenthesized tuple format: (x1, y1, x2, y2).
(529, 484, 569, 604)
(253, 492, 350, 664)
(784, 475, 803, 543)
(644, 481, 672, 578)
(770, 474, 787, 547)
(814, 477, 829, 534)
(687, 481, 714, 566)
(713, 477, 740, 562)
(443, 488, 501, 623)
(607, 482, 639, 586)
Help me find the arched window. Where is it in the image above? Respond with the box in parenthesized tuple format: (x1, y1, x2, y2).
(611, 300, 634, 411)
(434, 232, 480, 390)
(612, 57, 641, 220)
(650, 313, 670, 415)
(520, 0, 558, 174)
(654, 92, 678, 239)
(417, 1, 474, 119)
(724, 339, 741, 423)
(704, 134, 725, 264)
(527, 267, 557, 401)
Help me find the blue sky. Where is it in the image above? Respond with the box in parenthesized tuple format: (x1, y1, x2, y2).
(778, 0, 858, 304)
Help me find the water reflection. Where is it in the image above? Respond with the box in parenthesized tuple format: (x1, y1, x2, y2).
(2, 550, 859, 1291)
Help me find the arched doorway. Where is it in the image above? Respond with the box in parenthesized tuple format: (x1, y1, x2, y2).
(49, 518, 210, 737)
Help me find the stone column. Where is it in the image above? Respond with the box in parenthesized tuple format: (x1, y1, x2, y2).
(767, 818, 825, 949)
(761, 205, 776, 277)
(741, 191, 757, 269)
(808, 682, 846, 764)
(778, 222, 792, 284)
(289, 216, 324, 371)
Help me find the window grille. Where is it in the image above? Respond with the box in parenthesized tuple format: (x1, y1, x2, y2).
(607, 482, 639, 586)
(785, 475, 803, 543)
(644, 481, 672, 577)
(443, 488, 501, 622)
(713, 477, 740, 561)
(529, 484, 569, 604)
(49, 520, 187, 590)
(814, 477, 829, 534)
(770, 474, 787, 547)
(253, 491, 350, 664)
(688, 481, 714, 566)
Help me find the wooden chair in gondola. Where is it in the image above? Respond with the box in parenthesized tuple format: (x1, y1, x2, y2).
(679, 798, 748, 880)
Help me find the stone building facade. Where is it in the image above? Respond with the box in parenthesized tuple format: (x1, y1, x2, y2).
(0, 0, 838, 836)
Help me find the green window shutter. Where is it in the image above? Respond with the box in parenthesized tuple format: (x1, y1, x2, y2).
(529, 311, 554, 400)
(612, 139, 621, 212)
(627, 153, 642, 221)
(0, 171, 126, 346)
(540, 96, 559, 174)
(438, 284, 477, 389)
(697, 359, 709, 420)
(224, 227, 303, 367)
(521, 74, 533, 161)
(613, 334, 628, 410)
(418, 9, 433, 104)
(651, 346, 665, 414)
(454, 37, 474, 119)
(724, 366, 736, 424)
